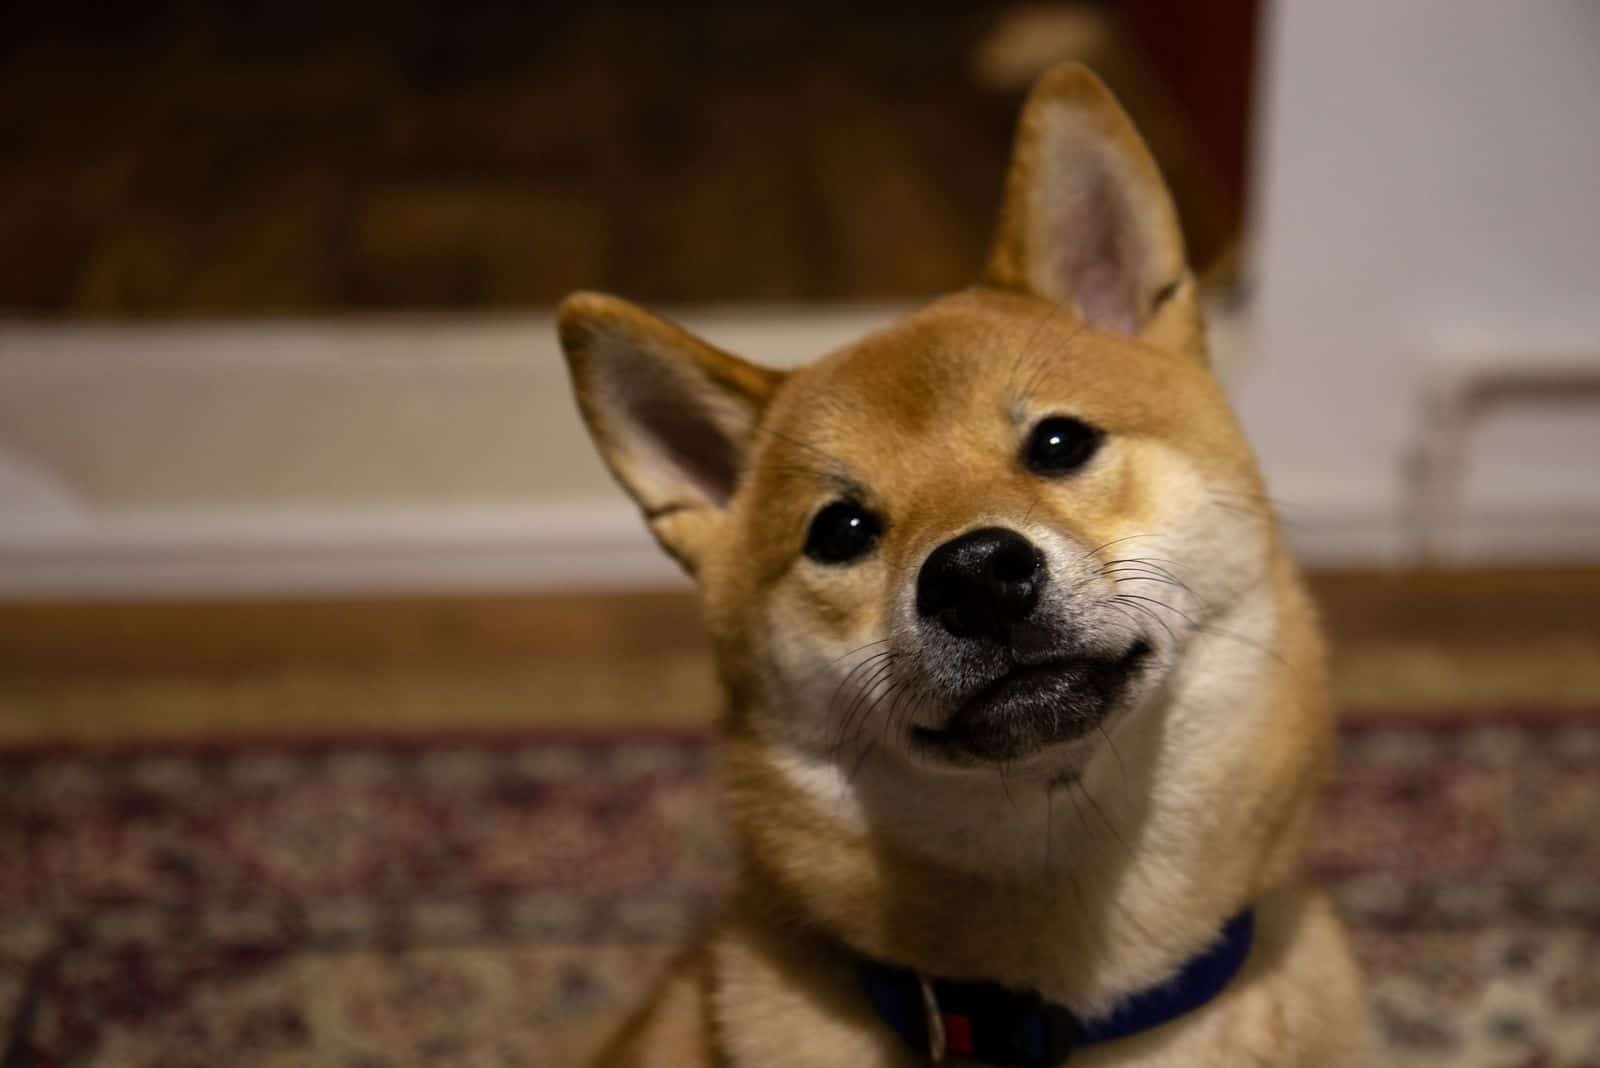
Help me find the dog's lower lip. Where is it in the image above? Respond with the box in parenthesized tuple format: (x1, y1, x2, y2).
(912, 640, 1151, 761)
(964, 659, 1082, 712)
(963, 640, 1149, 719)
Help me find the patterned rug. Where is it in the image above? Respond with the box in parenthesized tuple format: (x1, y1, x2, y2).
(2, 718, 1597, 1067)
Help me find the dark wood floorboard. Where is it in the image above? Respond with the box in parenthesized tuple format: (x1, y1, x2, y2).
(2, 571, 1597, 739)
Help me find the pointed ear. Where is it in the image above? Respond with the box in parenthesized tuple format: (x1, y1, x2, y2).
(985, 63, 1198, 346)
(558, 292, 783, 575)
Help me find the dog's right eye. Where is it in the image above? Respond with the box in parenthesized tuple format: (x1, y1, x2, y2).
(1023, 415, 1103, 476)
(804, 501, 882, 565)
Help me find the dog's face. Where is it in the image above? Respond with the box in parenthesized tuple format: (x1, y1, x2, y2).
(561, 65, 1275, 788)
(722, 291, 1270, 776)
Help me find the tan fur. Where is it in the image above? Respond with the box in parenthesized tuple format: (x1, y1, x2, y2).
(559, 64, 1369, 1066)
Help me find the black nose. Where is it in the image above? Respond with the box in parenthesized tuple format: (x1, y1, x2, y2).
(916, 527, 1046, 641)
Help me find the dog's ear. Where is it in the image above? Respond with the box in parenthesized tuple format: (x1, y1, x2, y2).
(559, 292, 783, 575)
(985, 63, 1198, 348)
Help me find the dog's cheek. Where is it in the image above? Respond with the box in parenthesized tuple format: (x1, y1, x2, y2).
(1146, 448, 1275, 608)
(699, 495, 809, 656)
(1086, 440, 1267, 605)
(754, 565, 894, 747)
(1017, 441, 1270, 664)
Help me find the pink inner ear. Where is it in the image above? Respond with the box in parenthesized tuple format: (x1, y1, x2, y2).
(628, 389, 741, 507)
(1045, 146, 1143, 336)
(1070, 260, 1138, 336)
(590, 329, 749, 511)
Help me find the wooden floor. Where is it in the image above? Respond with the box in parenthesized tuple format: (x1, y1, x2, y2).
(2, 569, 1597, 745)
(0, 3, 1241, 316)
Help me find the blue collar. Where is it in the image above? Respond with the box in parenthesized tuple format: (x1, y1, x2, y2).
(856, 910, 1255, 1066)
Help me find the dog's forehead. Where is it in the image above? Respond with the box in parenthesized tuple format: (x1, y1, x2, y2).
(796, 318, 993, 436)
(768, 289, 1167, 447)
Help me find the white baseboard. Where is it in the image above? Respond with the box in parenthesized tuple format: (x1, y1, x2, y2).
(2, 312, 1597, 601)
(0, 506, 682, 600)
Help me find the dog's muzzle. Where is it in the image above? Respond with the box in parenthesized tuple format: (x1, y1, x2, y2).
(910, 527, 1149, 763)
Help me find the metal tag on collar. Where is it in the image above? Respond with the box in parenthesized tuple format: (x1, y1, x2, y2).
(918, 973, 947, 1061)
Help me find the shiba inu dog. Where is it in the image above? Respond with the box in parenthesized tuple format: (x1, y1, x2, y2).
(559, 64, 1369, 1067)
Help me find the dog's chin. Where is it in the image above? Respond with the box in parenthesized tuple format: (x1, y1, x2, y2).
(910, 640, 1152, 767)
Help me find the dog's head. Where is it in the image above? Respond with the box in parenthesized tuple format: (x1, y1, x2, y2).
(560, 65, 1334, 1000)
(561, 64, 1283, 776)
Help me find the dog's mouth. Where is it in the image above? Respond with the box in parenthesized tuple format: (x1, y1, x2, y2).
(911, 640, 1152, 764)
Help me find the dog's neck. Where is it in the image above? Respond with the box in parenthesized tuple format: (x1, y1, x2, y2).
(722, 570, 1327, 1018)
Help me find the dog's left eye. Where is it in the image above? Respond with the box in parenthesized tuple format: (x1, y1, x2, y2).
(1023, 415, 1103, 476)
(804, 500, 882, 565)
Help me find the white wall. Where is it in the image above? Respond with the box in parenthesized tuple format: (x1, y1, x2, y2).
(1240, 0, 1600, 561)
(0, 313, 897, 598)
(4, 4, 1599, 598)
